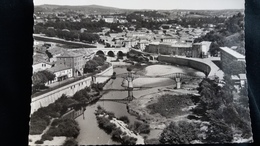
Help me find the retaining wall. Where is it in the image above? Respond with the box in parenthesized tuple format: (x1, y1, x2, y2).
(158, 55, 211, 76)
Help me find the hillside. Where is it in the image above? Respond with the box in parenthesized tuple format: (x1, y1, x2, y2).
(194, 12, 245, 55)
(35, 4, 243, 16)
(34, 4, 134, 14)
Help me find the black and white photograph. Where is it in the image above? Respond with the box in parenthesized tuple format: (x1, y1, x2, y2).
(29, 0, 253, 145)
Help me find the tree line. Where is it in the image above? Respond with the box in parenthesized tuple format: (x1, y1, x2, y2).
(159, 77, 252, 144)
(194, 12, 245, 55)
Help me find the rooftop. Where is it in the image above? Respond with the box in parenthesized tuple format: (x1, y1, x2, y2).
(239, 74, 247, 80)
(219, 47, 245, 59)
(58, 51, 83, 58)
(47, 64, 72, 73)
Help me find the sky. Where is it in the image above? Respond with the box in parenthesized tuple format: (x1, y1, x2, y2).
(34, 0, 244, 10)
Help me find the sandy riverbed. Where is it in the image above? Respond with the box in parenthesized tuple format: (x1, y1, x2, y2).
(132, 65, 204, 87)
(128, 65, 202, 131)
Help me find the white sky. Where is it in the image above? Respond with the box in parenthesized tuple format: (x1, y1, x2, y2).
(34, 0, 244, 10)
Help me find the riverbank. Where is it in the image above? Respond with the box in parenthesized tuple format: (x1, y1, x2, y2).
(126, 65, 203, 141)
(75, 65, 205, 145)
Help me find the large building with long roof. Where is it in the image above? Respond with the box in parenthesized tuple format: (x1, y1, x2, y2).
(56, 51, 84, 77)
(219, 47, 245, 73)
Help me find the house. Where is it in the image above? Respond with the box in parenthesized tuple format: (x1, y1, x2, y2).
(33, 60, 52, 73)
(56, 51, 84, 77)
(103, 17, 117, 23)
(46, 64, 73, 85)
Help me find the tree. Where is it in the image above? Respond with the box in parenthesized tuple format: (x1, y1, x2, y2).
(204, 122, 233, 143)
(84, 60, 99, 73)
(121, 135, 137, 145)
(111, 128, 123, 142)
(39, 70, 56, 82)
(93, 56, 105, 66)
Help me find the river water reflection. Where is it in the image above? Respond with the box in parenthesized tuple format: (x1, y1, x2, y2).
(76, 65, 204, 145)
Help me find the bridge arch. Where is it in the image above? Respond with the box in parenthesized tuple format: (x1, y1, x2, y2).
(96, 50, 105, 56)
(117, 51, 124, 59)
(107, 51, 115, 57)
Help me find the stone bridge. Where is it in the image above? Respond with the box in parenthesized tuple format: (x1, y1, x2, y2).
(92, 47, 130, 57)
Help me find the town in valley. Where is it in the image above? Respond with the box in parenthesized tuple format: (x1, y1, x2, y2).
(29, 1, 252, 145)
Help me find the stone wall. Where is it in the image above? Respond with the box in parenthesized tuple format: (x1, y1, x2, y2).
(31, 66, 113, 114)
(158, 55, 211, 76)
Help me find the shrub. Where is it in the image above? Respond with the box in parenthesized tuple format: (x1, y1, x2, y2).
(35, 140, 44, 144)
(121, 135, 137, 145)
(29, 118, 49, 135)
(63, 138, 78, 146)
(118, 116, 130, 124)
(46, 119, 80, 138)
(111, 128, 123, 142)
(130, 121, 150, 134)
(41, 133, 54, 141)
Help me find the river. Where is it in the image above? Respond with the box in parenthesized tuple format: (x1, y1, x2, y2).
(76, 65, 204, 145)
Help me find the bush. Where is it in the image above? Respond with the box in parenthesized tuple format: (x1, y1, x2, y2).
(41, 133, 54, 141)
(111, 128, 123, 142)
(29, 117, 49, 135)
(63, 138, 78, 146)
(130, 121, 150, 134)
(35, 140, 44, 144)
(46, 119, 80, 138)
(121, 135, 137, 145)
(118, 116, 130, 124)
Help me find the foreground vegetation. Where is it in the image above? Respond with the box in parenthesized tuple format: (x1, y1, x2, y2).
(30, 81, 106, 145)
(158, 77, 252, 144)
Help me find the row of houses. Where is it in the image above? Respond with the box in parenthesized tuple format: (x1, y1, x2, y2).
(33, 41, 96, 85)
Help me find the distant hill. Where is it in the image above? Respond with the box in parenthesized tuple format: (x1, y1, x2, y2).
(34, 4, 134, 14)
(35, 4, 243, 16)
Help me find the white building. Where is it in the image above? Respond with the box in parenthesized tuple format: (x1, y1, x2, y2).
(33, 61, 52, 73)
(46, 64, 73, 84)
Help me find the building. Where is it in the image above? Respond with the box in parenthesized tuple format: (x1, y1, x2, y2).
(46, 64, 73, 85)
(192, 41, 212, 58)
(56, 51, 84, 77)
(136, 40, 149, 51)
(47, 47, 65, 63)
(103, 17, 117, 23)
(33, 60, 52, 73)
(145, 42, 193, 56)
(219, 47, 245, 73)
